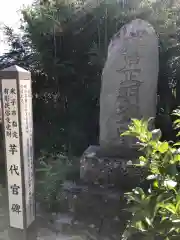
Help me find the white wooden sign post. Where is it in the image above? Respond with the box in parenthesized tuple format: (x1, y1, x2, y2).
(0, 65, 35, 231)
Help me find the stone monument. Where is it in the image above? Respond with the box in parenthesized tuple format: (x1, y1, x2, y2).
(100, 18, 159, 152)
(80, 19, 159, 185)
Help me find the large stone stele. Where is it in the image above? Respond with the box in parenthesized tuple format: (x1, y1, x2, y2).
(99, 19, 159, 152)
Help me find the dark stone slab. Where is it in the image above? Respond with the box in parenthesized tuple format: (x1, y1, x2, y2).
(80, 145, 143, 188)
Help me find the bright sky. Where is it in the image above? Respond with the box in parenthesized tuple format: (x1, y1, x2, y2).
(0, 0, 33, 54)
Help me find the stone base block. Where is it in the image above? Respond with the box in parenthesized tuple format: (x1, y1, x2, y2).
(80, 145, 144, 189)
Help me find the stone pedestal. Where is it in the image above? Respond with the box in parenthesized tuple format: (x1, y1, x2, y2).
(80, 145, 143, 189)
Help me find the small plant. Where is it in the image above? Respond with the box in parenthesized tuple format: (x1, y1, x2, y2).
(121, 108, 180, 240)
(36, 152, 79, 212)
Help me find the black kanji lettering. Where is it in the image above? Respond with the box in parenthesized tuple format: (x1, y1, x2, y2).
(11, 99, 16, 106)
(4, 102, 10, 109)
(10, 88, 16, 94)
(11, 110, 16, 116)
(4, 95, 9, 102)
(5, 110, 10, 116)
(12, 131, 18, 139)
(9, 144, 18, 155)
(6, 131, 11, 137)
(9, 164, 19, 176)
(11, 204, 21, 214)
(4, 88, 9, 94)
(10, 184, 20, 195)
(12, 121, 17, 127)
(5, 117, 10, 123)
(6, 124, 11, 131)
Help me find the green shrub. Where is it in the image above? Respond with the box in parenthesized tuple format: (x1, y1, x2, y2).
(36, 152, 79, 212)
(122, 109, 180, 240)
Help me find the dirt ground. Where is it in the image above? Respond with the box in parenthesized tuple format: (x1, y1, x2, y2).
(0, 180, 128, 240)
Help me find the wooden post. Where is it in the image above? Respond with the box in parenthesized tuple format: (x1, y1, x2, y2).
(0, 65, 35, 237)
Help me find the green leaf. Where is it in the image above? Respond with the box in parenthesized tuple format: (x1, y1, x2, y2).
(159, 203, 176, 214)
(174, 119, 180, 125)
(131, 118, 141, 127)
(121, 131, 131, 137)
(172, 218, 180, 223)
(177, 132, 180, 137)
(145, 217, 153, 227)
(139, 156, 147, 162)
(174, 142, 180, 147)
(157, 192, 173, 203)
(121, 230, 130, 240)
(174, 155, 180, 162)
(153, 180, 159, 188)
(175, 198, 180, 214)
(155, 218, 174, 234)
(134, 221, 147, 232)
(134, 163, 146, 167)
(158, 142, 169, 153)
(121, 228, 137, 240)
(133, 187, 145, 199)
(124, 192, 142, 203)
(172, 109, 180, 117)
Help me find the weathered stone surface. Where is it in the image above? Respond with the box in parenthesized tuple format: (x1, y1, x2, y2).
(80, 145, 143, 187)
(100, 19, 159, 149)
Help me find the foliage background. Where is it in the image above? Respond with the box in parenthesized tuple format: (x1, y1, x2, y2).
(1, 0, 180, 156)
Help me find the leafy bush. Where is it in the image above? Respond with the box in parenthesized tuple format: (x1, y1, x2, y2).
(36, 152, 79, 212)
(122, 109, 180, 240)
